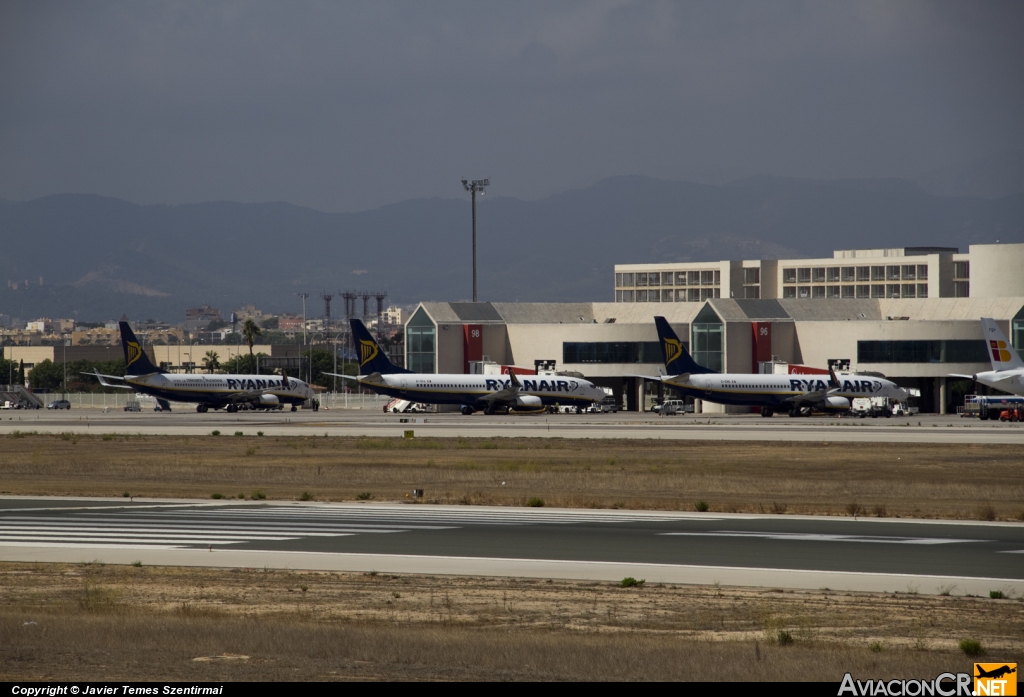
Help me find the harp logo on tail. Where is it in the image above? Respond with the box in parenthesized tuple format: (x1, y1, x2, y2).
(126, 341, 143, 369)
(663, 338, 683, 366)
(360, 339, 379, 366)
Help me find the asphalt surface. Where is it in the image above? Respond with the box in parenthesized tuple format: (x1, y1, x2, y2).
(0, 409, 1021, 443)
(2, 498, 1021, 595)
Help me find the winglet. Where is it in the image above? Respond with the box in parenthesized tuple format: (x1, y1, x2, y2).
(507, 367, 522, 390)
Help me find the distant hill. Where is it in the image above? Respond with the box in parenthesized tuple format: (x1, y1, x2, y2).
(917, 150, 1024, 199)
(0, 176, 1022, 322)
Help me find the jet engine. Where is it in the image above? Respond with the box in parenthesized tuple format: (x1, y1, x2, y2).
(823, 396, 850, 410)
(513, 395, 543, 408)
(258, 394, 281, 405)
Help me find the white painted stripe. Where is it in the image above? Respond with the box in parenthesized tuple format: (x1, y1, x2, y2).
(659, 531, 981, 545)
(1, 516, 455, 530)
(0, 523, 409, 535)
(998, 550, 1024, 554)
(0, 532, 300, 541)
(0, 536, 330, 545)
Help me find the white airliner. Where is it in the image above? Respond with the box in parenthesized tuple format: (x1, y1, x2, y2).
(951, 318, 1024, 397)
(87, 321, 315, 412)
(650, 316, 909, 417)
(326, 319, 606, 415)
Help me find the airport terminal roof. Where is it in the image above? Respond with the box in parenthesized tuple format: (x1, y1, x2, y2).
(412, 298, 1024, 327)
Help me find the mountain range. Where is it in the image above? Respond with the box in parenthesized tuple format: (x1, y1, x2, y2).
(1, 175, 1022, 323)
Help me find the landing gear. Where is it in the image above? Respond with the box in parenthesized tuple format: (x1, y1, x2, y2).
(291, 405, 297, 412)
(196, 404, 209, 413)
(461, 405, 475, 415)
(760, 407, 774, 418)
(227, 404, 238, 413)
(483, 405, 495, 416)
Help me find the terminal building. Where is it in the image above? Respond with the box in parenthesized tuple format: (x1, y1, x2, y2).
(405, 243, 1024, 414)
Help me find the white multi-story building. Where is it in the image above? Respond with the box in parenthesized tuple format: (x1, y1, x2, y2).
(613, 243, 1022, 303)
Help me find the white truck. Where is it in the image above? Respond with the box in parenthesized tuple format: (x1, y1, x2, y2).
(852, 397, 892, 418)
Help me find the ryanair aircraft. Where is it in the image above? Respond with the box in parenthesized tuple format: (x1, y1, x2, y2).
(950, 317, 1024, 397)
(86, 321, 315, 412)
(650, 316, 908, 417)
(326, 319, 605, 415)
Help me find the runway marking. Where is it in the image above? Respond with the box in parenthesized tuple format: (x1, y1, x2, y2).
(659, 531, 982, 545)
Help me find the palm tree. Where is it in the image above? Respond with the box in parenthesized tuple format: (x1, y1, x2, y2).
(242, 319, 262, 371)
(202, 350, 221, 374)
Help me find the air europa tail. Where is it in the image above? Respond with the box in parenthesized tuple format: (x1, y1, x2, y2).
(119, 321, 165, 375)
(653, 316, 716, 375)
(350, 319, 410, 375)
(981, 317, 1024, 370)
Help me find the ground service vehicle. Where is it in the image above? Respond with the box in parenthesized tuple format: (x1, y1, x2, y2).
(46, 400, 71, 410)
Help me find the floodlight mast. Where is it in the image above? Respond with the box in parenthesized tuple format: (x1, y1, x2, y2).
(461, 178, 490, 302)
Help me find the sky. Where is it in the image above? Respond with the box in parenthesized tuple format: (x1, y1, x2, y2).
(1, 1, 1022, 212)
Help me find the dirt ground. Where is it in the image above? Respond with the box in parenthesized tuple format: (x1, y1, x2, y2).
(0, 433, 1021, 519)
(2, 562, 1021, 681)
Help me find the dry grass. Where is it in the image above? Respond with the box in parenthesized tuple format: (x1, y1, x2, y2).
(0, 434, 1022, 519)
(2, 562, 1021, 681)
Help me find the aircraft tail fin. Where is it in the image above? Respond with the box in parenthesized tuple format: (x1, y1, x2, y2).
(119, 321, 164, 375)
(654, 316, 716, 375)
(350, 319, 411, 375)
(981, 318, 1024, 370)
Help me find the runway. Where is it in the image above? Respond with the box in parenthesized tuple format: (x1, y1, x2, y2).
(0, 409, 1019, 443)
(2, 497, 1021, 596)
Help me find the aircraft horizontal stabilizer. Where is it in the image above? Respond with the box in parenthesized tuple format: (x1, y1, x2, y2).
(83, 369, 135, 389)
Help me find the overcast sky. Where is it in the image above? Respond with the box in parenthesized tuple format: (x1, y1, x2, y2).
(1, 1, 1022, 212)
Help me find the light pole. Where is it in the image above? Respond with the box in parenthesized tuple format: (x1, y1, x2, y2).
(189, 339, 201, 374)
(333, 331, 345, 396)
(461, 178, 489, 302)
(62, 338, 68, 399)
(297, 292, 309, 383)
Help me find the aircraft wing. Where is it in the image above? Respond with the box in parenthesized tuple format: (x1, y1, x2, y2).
(947, 374, 974, 379)
(82, 369, 135, 390)
(782, 388, 831, 405)
(478, 369, 521, 405)
(628, 374, 665, 381)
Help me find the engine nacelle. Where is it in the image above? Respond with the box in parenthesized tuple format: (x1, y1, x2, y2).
(824, 396, 850, 410)
(258, 394, 280, 405)
(513, 395, 543, 408)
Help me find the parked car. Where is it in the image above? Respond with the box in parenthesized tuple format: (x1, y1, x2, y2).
(46, 400, 71, 410)
(652, 399, 690, 415)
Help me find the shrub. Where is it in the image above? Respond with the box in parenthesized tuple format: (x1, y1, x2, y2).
(122, 491, 130, 498)
(211, 493, 223, 499)
(211, 430, 220, 436)
(959, 639, 983, 656)
(527, 497, 545, 507)
(234, 431, 244, 437)
(695, 501, 710, 512)
(777, 630, 794, 646)
(620, 577, 645, 588)
(869, 641, 883, 653)
(977, 505, 997, 521)
(873, 504, 887, 517)
(356, 492, 373, 500)
(251, 490, 267, 500)
(299, 491, 314, 501)
(846, 502, 863, 516)
(131, 560, 142, 568)
(237, 493, 245, 499)
(257, 431, 264, 437)
(989, 590, 1005, 599)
